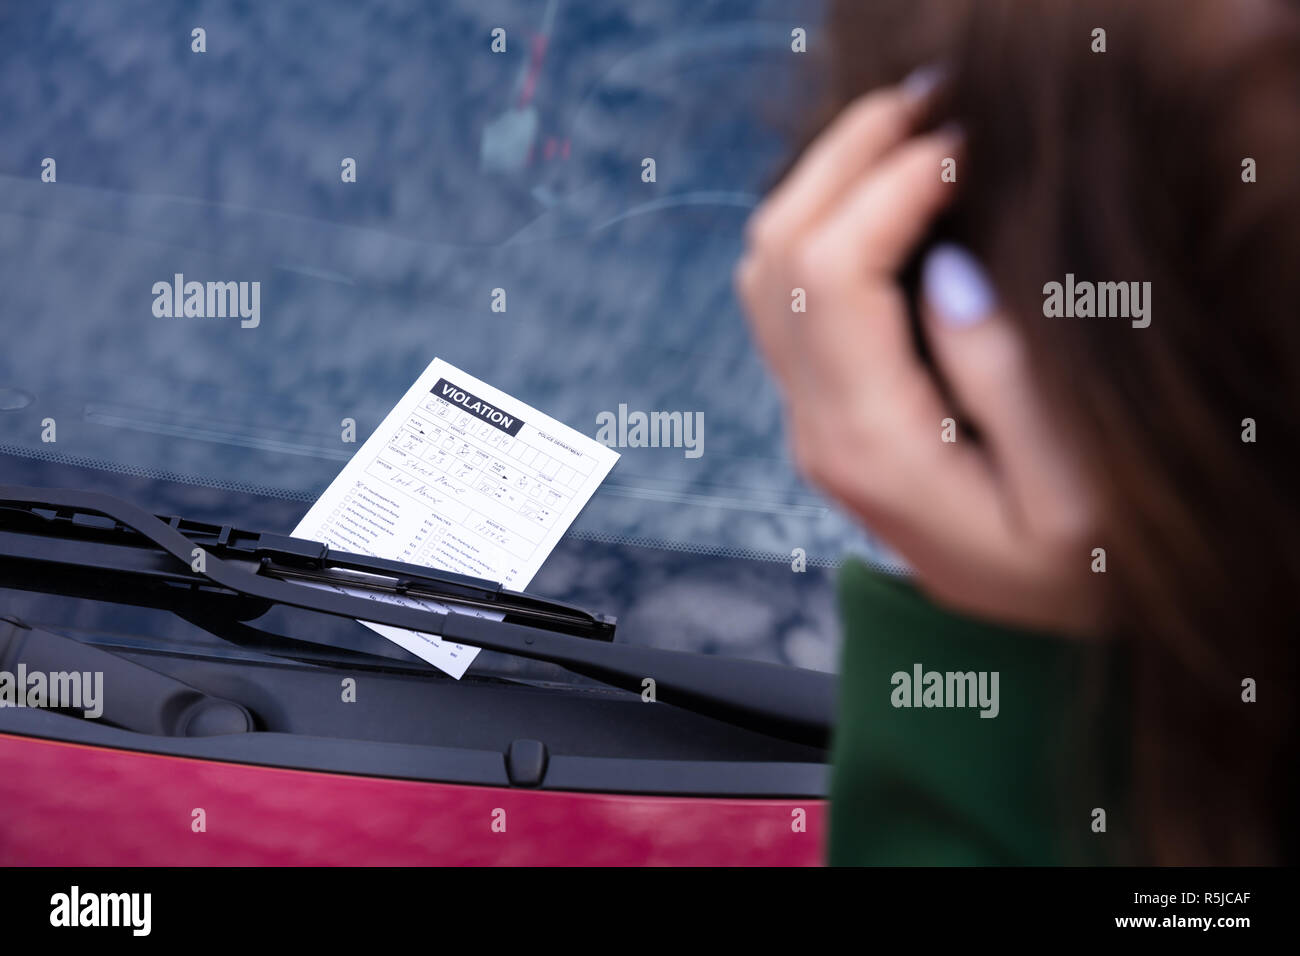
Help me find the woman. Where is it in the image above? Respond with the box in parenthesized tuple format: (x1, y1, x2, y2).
(737, 0, 1298, 865)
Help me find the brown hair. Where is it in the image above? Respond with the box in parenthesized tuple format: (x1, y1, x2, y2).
(814, 0, 1300, 864)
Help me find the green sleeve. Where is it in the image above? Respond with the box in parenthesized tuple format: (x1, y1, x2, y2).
(828, 557, 1127, 866)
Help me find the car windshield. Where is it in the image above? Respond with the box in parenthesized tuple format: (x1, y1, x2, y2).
(0, 0, 888, 672)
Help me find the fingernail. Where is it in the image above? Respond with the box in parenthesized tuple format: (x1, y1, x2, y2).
(922, 243, 995, 327)
(901, 64, 946, 103)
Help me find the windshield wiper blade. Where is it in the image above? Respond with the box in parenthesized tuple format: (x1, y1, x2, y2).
(0, 485, 834, 747)
(0, 490, 615, 640)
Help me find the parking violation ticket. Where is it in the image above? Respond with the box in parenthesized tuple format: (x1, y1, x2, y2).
(292, 357, 620, 678)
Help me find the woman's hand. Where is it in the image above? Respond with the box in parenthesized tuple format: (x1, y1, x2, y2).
(735, 81, 1102, 637)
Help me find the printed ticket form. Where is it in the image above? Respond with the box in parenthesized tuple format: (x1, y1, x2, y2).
(293, 357, 620, 678)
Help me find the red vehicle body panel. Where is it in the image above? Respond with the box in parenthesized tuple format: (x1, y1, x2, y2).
(0, 733, 826, 866)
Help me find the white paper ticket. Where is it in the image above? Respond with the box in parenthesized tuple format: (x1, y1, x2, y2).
(292, 357, 620, 677)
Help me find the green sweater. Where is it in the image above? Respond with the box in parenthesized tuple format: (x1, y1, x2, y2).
(828, 558, 1128, 865)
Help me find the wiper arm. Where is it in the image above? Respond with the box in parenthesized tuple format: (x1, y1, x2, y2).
(0, 486, 834, 747)
(0, 491, 614, 640)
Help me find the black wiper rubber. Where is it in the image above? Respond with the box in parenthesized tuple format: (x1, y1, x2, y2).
(1, 495, 616, 641)
(0, 486, 835, 747)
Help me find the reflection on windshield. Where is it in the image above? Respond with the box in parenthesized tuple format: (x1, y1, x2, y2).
(0, 0, 885, 578)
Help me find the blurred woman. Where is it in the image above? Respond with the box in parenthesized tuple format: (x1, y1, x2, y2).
(737, 0, 1298, 865)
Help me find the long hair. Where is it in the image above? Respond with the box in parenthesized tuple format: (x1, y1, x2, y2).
(813, 0, 1300, 864)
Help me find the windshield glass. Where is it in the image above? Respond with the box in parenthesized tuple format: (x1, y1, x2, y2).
(0, 0, 889, 671)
